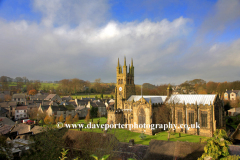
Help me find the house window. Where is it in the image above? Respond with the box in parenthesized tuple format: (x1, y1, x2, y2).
(201, 111, 207, 128)
(188, 111, 194, 125)
(17, 115, 19, 117)
(17, 111, 19, 113)
(232, 94, 234, 96)
(178, 111, 183, 124)
(18, 98, 20, 101)
(24, 110, 26, 113)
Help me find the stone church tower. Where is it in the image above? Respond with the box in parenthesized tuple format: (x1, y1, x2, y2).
(115, 57, 136, 110)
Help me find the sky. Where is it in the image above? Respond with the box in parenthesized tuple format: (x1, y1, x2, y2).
(0, 0, 240, 85)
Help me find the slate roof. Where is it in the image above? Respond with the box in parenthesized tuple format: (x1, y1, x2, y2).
(77, 100, 88, 105)
(44, 94, 56, 100)
(75, 106, 86, 111)
(167, 94, 217, 105)
(15, 106, 28, 110)
(0, 107, 8, 115)
(49, 101, 58, 106)
(229, 145, 240, 156)
(12, 94, 26, 99)
(40, 105, 50, 111)
(225, 90, 240, 94)
(11, 123, 43, 135)
(51, 106, 67, 112)
(0, 101, 17, 108)
(143, 140, 205, 160)
(81, 98, 96, 101)
(109, 99, 115, 103)
(0, 117, 15, 126)
(11, 123, 31, 134)
(128, 95, 167, 104)
(0, 124, 12, 134)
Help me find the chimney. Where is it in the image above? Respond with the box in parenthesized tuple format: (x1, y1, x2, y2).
(88, 101, 91, 108)
(29, 124, 34, 131)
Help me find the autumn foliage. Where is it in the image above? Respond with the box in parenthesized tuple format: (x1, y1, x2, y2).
(85, 109, 90, 123)
(59, 115, 64, 123)
(65, 115, 73, 124)
(73, 114, 79, 123)
(29, 89, 37, 95)
(44, 115, 50, 124)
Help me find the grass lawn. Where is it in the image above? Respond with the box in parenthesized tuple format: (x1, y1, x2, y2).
(72, 117, 206, 145)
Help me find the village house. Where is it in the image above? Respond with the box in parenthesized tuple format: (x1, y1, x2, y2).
(12, 94, 26, 104)
(29, 91, 48, 100)
(15, 106, 28, 120)
(224, 89, 240, 101)
(61, 96, 72, 102)
(44, 94, 62, 103)
(0, 101, 17, 118)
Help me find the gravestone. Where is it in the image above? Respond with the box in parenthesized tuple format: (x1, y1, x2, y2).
(129, 139, 134, 146)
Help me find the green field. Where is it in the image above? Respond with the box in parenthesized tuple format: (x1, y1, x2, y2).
(41, 83, 59, 90)
(73, 117, 206, 145)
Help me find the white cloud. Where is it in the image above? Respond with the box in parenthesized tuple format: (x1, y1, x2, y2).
(0, 0, 239, 85)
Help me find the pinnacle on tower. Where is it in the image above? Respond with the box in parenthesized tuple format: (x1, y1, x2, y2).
(124, 56, 126, 66)
(131, 58, 133, 67)
(117, 58, 119, 67)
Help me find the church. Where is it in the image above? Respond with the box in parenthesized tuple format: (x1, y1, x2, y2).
(107, 57, 225, 137)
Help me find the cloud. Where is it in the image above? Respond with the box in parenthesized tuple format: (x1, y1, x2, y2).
(198, 0, 240, 40)
(0, 0, 239, 85)
(33, 0, 110, 27)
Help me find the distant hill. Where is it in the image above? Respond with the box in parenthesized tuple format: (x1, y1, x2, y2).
(143, 83, 157, 89)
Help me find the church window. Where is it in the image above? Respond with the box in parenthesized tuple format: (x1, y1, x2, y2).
(138, 108, 146, 125)
(201, 111, 207, 127)
(177, 111, 182, 124)
(188, 111, 194, 125)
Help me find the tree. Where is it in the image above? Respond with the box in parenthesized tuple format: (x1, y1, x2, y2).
(59, 115, 64, 123)
(29, 89, 37, 95)
(49, 115, 55, 124)
(4, 95, 11, 101)
(73, 114, 79, 123)
(198, 129, 239, 160)
(0, 76, 9, 91)
(90, 106, 98, 120)
(85, 109, 90, 123)
(65, 115, 73, 124)
(93, 78, 102, 93)
(44, 115, 51, 125)
(55, 116, 59, 124)
(21, 127, 68, 160)
(0, 135, 13, 159)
